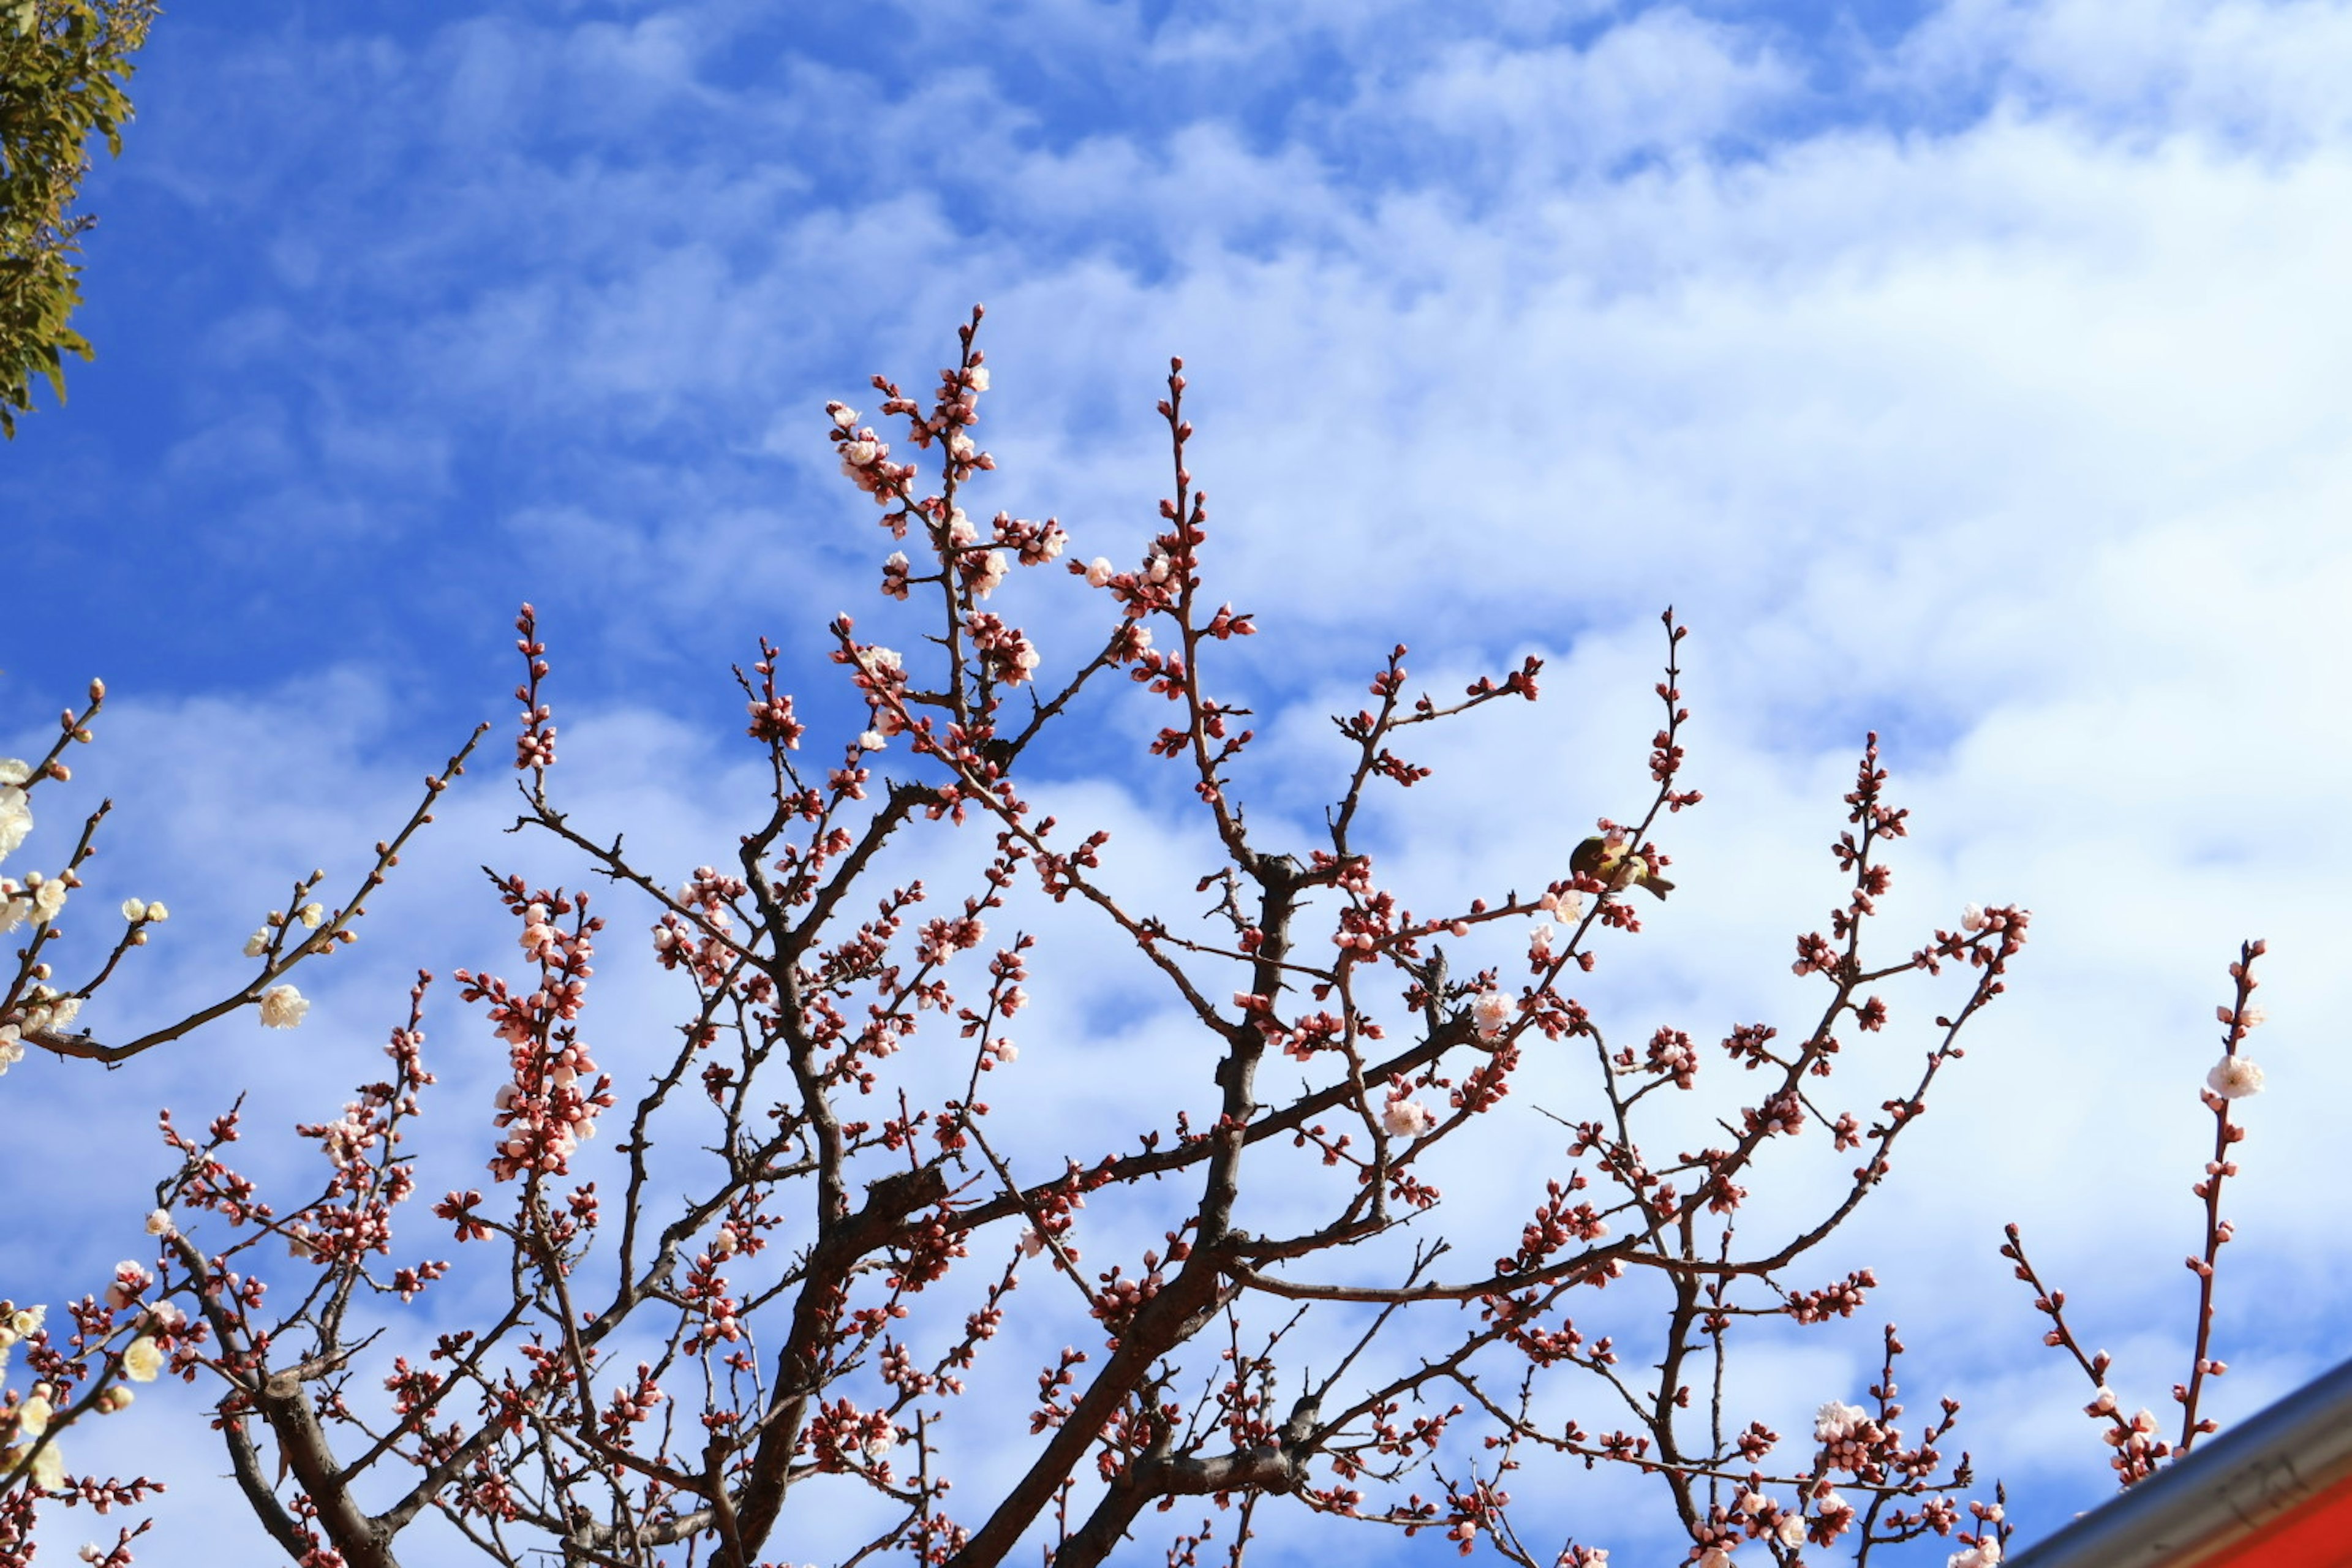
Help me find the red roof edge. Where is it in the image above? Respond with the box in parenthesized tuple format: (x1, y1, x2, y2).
(2008, 1357, 2352, 1568)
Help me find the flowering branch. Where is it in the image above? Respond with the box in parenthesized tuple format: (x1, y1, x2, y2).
(2002, 939, 2267, 1488)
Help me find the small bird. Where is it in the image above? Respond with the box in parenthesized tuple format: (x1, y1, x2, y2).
(1570, 834, 1675, 900)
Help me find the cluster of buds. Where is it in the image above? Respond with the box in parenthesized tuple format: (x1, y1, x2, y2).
(2098, 1399, 2171, 1483)
(827, 404, 920, 510)
(461, 889, 612, 1181)
(1813, 1398, 1884, 1472)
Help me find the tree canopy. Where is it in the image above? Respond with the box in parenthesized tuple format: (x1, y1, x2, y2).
(0, 0, 157, 440)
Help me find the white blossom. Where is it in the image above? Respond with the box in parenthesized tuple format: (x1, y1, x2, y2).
(4, 1438, 62, 1490)
(260, 984, 311, 1029)
(121, 1335, 163, 1382)
(0, 761, 31, 863)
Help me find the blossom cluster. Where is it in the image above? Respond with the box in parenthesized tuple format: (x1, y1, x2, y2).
(461, 889, 614, 1181)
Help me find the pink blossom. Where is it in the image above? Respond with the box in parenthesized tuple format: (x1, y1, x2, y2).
(1381, 1095, 1434, 1139)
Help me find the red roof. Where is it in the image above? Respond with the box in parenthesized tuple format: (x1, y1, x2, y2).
(2008, 1359, 2352, 1568)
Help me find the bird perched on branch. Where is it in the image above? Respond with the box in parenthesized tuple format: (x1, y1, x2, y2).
(1571, 832, 1675, 900)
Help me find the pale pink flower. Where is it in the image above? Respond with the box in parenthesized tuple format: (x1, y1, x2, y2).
(1472, 989, 1514, 1041)
(2207, 1054, 2264, 1099)
(104, 1261, 150, 1310)
(1539, 887, 1583, 921)
(1962, 903, 1989, 933)
(1085, 557, 1115, 587)
(1381, 1095, 1434, 1139)
(1814, 1401, 1867, 1442)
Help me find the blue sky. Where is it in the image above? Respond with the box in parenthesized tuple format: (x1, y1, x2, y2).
(7, 1, 2352, 1563)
